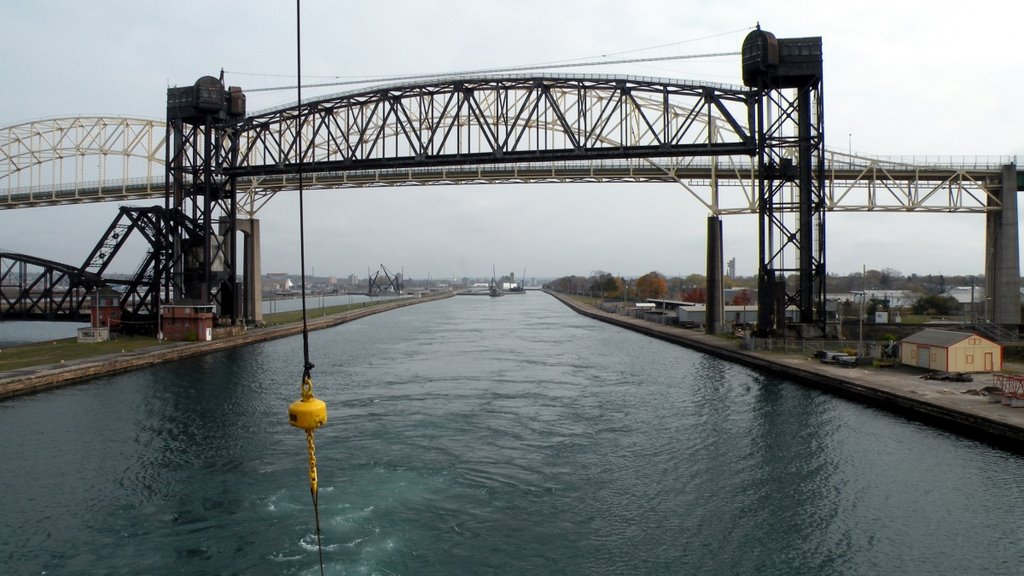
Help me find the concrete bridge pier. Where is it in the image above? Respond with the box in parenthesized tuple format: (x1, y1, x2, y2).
(985, 164, 1020, 326)
(705, 215, 724, 335)
(236, 219, 263, 324)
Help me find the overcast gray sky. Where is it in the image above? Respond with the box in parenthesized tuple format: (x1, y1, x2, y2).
(2, 0, 1022, 281)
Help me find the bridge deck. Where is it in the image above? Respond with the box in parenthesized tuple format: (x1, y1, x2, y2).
(2, 159, 1015, 212)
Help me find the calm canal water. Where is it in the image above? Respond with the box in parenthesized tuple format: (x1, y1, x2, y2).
(2, 292, 1023, 575)
(0, 320, 89, 348)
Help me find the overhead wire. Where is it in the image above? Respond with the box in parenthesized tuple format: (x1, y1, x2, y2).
(227, 25, 751, 90)
(241, 49, 741, 93)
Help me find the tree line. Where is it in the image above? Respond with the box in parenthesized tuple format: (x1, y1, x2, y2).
(545, 268, 990, 312)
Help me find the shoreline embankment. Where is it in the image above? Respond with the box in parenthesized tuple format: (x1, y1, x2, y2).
(547, 290, 1024, 450)
(0, 293, 454, 400)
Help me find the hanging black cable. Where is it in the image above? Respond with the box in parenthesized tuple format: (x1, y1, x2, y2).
(285, 1, 327, 575)
(296, 1, 311, 373)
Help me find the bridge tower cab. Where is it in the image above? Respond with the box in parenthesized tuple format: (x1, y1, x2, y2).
(740, 27, 826, 337)
(166, 76, 248, 325)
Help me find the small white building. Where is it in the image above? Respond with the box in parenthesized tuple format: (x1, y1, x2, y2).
(676, 304, 802, 328)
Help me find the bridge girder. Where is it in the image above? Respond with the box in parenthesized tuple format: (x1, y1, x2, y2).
(227, 75, 756, 179)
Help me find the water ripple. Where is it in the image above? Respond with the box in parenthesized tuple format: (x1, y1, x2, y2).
(4, 293, 1024, 575)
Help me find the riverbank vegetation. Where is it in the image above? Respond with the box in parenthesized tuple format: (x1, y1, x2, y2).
(544, 268, 1014, 323)
(0, 336, 168, 372)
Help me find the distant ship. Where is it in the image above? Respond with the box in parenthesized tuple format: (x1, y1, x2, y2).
(489, 265, 504, 297)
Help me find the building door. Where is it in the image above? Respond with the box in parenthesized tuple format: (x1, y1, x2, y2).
(985, 352, 993, 372)
(917, 346, 931, 368)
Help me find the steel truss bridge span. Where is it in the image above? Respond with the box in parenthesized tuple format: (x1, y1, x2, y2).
(229, 75, 754, 174)
(1, 65, 1021, 332)
(1, 118, 1013, 215)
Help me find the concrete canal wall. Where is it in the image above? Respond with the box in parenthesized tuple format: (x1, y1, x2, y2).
(548, 290, 1024, 450)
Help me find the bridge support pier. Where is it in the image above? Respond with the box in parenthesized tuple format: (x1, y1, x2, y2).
(985, 164, 1020, 326)
(705, 216, 724, 335)
(237, 218, 263, 324)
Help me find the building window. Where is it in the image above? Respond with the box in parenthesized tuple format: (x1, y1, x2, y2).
(966, 355, 974, 364)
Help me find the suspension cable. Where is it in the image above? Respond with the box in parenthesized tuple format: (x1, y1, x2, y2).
(242, 50, 741, 93)
(226, 25, 751, 83)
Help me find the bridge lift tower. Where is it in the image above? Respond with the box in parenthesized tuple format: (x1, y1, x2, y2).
(742, 28, 826, 336)
(165, 75, 247, 322)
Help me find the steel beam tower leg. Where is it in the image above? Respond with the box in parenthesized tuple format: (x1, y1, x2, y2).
(755, 80, 825, 336)
(796, 83, 826, 330)
(755, 91, 774, 334)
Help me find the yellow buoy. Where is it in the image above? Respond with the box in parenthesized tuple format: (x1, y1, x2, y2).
(289, 396, 327, 430)
(289, 373, 327, 430)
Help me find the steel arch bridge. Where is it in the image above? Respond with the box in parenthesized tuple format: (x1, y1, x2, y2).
(1, 101, 1013, 215)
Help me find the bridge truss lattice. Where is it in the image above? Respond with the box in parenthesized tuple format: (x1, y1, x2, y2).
(2, 114, 1009, 215)
(0, 72, 1017, 331)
